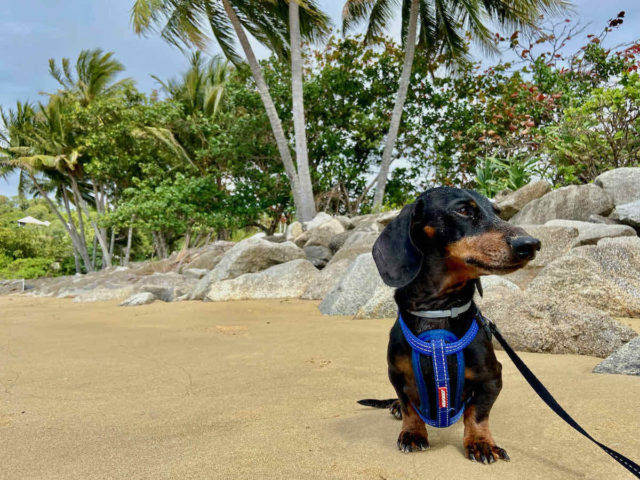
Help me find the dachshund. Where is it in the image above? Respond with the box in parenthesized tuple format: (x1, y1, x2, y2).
(360, 187, 540, 464)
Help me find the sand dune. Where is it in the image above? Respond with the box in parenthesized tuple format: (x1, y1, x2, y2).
(0, 296, 637, 479)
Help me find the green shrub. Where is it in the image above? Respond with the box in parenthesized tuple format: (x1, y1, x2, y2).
(0, 257, 56, 279)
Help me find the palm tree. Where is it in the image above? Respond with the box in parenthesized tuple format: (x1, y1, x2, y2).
(153, 51, 231, 118)
(0, 100, 95, 272)
(343, 0, 567, 209)
(131, 0, 329, 222)
(48, 48, 133, 106)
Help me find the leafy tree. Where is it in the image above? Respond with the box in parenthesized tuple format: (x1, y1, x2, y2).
(131, 0, 329, 222)
(343, 0, 566, 209)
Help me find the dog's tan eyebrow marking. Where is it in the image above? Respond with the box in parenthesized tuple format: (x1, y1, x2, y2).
(469, 200, 477, 208)
(423, 225, 436, 238)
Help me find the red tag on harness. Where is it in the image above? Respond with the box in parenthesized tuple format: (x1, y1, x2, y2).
(438, 387, 448, 408)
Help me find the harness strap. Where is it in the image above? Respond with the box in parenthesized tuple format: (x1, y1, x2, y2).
(398, 313, 479, 355)
(399, 312, 479, 428)
(481, 315, 640, 479)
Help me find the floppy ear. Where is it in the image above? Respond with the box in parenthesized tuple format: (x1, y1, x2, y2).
(372, 202, 424, 288)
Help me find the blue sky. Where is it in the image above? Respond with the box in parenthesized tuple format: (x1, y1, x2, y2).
(1, 0, 638, 196)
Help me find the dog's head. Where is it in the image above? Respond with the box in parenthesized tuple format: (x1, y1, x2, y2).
(373, 187, 540, 291)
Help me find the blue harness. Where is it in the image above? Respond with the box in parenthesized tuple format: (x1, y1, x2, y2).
(398, 311, 479, 428)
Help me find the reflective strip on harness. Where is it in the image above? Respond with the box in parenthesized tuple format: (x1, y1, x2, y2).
(399, 312, 479, 428)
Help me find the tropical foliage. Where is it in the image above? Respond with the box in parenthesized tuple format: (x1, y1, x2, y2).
(1, 10, 639, 279)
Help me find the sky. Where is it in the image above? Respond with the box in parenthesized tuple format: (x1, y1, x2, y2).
(1, 0, 639, 197)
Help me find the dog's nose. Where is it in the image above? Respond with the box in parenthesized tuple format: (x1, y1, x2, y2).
(507, 236, 541, 260)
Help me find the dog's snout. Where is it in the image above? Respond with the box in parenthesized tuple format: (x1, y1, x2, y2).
(507, 236, 541, 260)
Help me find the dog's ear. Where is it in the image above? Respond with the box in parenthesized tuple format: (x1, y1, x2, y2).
(373, 202, 424, 288)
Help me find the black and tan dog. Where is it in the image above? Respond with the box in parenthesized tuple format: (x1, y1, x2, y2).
(362, 187, 540, 464)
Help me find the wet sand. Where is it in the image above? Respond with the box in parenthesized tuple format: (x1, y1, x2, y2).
(0, 296, 638, 479)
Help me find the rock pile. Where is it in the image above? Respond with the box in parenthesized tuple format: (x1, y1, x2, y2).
(6, 167, 640, 366)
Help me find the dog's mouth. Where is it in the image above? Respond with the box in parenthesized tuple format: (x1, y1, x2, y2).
(465, 257, 529, 273)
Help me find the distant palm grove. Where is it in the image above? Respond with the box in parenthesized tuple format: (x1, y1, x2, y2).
(1, 1, 639, 279)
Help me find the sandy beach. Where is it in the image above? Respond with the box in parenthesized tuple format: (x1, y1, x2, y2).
(0, 296, 638, 479)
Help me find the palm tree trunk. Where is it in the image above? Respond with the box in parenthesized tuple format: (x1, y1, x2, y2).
(70, 176, 112, 268)
(221, 0, 310, 221)
(29, 173, 94, 272)
(124, 222, 134, 266)
(371, 0, 419, 210)
(289, 0, 317, 221)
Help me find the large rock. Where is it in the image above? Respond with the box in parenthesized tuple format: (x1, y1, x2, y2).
(190, 237, 304, 299)
(205, 259, 319, 301)
(526, 243, 640, 318)
(327, 230, 378, 266)
(477, 286, 636, 357)
(496, 180, 551, 220)
(504, 225, 578, 287)
(594, 167, 640, 206)
(120, 292, 156, 307)
(303, 245, 333, 268)
(303, 212, 332, 231)
(301, 259, 351, 300)
(135, 272, 197, 302)
(328, 230, 355, 253)
(319, 253, 384, 315)
(510, 184, 614, 225)
(286, 221, 303, 241)
(304, 218, 345, 248)
(609, 199, 640, 228)
(181, 241, 234, 271)
(350, 210, 399, 230)
(72, 286, 135, 303)
(355, 283, 396, 319)
(544, 219, 636, 246)
(593, 337, 640, 376)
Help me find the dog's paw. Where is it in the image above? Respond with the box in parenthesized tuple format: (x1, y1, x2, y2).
(397, 430, 429, 453)
(389, 400, 402, 420)
(464, 441, 509, 464)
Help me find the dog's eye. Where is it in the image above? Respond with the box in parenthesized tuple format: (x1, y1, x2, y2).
(456, 206, 473, 217)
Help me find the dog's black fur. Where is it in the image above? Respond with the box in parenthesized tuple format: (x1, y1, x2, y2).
(364, 187, 540, 464)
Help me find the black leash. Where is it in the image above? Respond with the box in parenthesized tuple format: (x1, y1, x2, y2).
(479, 315, 640, 478)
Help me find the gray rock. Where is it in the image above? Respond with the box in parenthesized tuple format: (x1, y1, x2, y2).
(263, 234, 287, 243)
(327, 230, 378, 266)
(504, 225, 578, 287)
(480, 275, 520, 290)
(328, 230, 354, 253)
(593, 337, 640, 376)
(72, 286, 135, 303)
(286, 221, 303, 241)
(544, 219, 636, 246)
(335, 215, 354, 230)
(120, 292, 156, 307)
(594, 167, 640, 206)
(135, 272, 197, 302)
(304, 218, 345, 248)
(496, 180, 551, 220)
(182, 268, 208, 279)
(303, 245, 333, 268)
(206, 259, 319, 301)
(190, 237, 305, 300)
(350, 210, 399, 230)
(293, 230, 312, 248)
(588, 214, 619, 225)
(597, 236, 640, 248)
(609, 199, 640, 228)
(527, 242, 640, 318)
(510, 184, 614, 225)
(355, 283, 396, 319)
(301, 259, 351, 300)
(182, 241, 234, 271)
(492, 188, 514, 204)
(477, 287, 636, 357)
(319, 253, 384, 315)
(303, 212, 332, 231)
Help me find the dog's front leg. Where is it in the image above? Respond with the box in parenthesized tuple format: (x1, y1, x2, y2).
(463, 361, 510, 463)
(388, 356, 429, 453)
